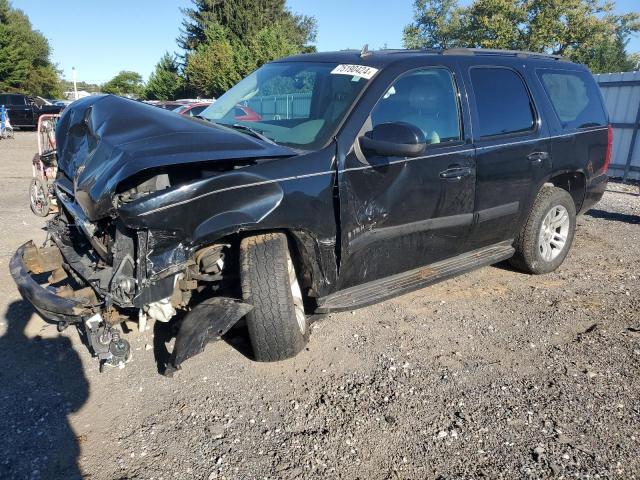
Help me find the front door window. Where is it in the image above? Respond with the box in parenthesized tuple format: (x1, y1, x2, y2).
(369, 68, 462, 145)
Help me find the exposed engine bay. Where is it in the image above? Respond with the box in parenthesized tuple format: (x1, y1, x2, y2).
(9, 94, 321, 373)
(10, 91, 341, 374)
(19, 204, 253, 372)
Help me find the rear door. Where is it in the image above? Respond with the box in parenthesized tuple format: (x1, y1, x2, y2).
(7, 94, 31, 127)
(337, 64, 476, 289)
(463, 64, 551, 249)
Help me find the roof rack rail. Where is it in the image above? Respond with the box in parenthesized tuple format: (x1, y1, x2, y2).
(419, 48, 445, 54)
(443, 48, 566, 61)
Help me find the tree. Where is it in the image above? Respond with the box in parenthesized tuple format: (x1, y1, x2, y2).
(179, 0, 317, 97)
(403, 0, 640, 73)
(101, 71, 144, 98)
(144, 52, 185, 100)
(0, 0, 62, 97)
(570, 14, 640, 72)
(403, 0, 465, 49)
(59, 79, 101, 94)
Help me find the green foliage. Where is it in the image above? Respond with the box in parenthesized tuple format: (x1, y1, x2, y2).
(59, 79, 101, 94)
(102, 71, 144, 98)
(0, 0, 62, 97)
(144, 52, 185, 100)
(179, 0, 317, 97)
(403, 0, 640, 73)
(403, 0, 465, 49)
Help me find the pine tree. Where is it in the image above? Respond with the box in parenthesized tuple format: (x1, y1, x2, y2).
(0, 0, 61, 97)
(144, 53, 185, 101)
(178, 0, 317, 97)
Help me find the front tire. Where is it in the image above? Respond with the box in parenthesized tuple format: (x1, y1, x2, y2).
(510, 186, 576, 274)
(240, 233, 309, 362)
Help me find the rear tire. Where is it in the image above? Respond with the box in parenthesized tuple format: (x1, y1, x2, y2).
(510, 186, 576, 274)
(240, 233, 309, 362)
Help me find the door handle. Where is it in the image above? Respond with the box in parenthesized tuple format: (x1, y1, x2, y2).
(528, 151, 549, 163)
(439, 166, 472, 180)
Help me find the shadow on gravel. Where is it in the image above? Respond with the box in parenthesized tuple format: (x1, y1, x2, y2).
(492, 260, 521, 273)
(0, 300, 88, 480)
(586, 209, 640, 224)
(153, 317, 178, 375)
(222, 325, 255, 360)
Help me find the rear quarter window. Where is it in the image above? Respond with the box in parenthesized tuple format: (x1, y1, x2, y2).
(537, 69, 607, 130)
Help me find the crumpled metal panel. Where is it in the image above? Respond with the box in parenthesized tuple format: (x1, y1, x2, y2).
(55, 94, 295, 221)
(164, 297, 254, 376)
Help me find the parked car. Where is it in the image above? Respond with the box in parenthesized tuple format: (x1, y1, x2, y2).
(153, 101, 188, 110)
(51, 100, 73, 108)
(0, 93, 64, 129)
(173, 102, 212, 117)
(11, 48, 610, 373)
(176, 98, 216, 104)
(233, 104, 262, 122)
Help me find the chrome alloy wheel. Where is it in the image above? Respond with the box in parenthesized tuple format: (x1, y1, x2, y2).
(287, 253, 306, 334)
(538, 205, 570, 262)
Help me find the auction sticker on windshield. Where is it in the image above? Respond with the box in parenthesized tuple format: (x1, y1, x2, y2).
(331, 64, 379, 80)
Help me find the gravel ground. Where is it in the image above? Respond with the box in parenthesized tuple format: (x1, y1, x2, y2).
(0, 131, 639, 479)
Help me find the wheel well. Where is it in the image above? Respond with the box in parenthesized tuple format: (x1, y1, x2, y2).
(546, 172, 586, 212)
(216, 229, 321, 312)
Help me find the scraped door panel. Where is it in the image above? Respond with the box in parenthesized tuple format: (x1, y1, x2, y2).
(337, 67, 475, 289)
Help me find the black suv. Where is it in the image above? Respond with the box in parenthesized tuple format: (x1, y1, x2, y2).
(0, 93, 63, 128)
(11, 48, 610, 372)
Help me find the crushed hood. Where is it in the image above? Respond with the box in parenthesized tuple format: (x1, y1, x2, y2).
(56, 95, 295, 221)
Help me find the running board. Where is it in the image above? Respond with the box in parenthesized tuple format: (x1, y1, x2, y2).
(316, 240, 514, 313)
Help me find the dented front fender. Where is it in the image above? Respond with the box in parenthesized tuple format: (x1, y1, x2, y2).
(119, 170, 285, 244)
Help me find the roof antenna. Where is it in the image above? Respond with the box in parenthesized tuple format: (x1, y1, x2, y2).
(360, 44, 372, 58)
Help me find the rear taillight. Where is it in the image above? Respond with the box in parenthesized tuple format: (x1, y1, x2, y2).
(604, 124, 613, 173)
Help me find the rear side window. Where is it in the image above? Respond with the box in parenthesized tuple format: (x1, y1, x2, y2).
(537, 70, 607, 130)
(0, 94, 8, 106)
(7, 95, 26, 106)
(470, 67, 536, 137)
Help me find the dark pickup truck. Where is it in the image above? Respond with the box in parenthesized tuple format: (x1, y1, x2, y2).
(0, 93, 64, 129)
(10, 48, 610, 373)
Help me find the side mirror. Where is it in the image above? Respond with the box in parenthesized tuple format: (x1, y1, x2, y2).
(359, 122, 426, 157)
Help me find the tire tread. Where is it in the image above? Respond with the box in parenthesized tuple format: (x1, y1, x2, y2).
(510, 186, 576, 274)
(240, 233, 308, 361)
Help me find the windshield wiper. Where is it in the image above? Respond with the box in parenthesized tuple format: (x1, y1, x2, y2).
(226, 123, 277, 145)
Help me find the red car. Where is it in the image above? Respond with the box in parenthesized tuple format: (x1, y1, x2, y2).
(154, 101, 188, 111)
(173, 102, 211, 117)
(233, 104, 261, 122)
(175, 103, 262, 122)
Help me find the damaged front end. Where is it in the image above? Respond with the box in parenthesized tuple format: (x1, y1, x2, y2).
(12, 209, 253, 372)
(10, 94, 306, 372)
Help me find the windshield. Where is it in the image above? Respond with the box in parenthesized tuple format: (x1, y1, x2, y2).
(200, 62, 376, 149)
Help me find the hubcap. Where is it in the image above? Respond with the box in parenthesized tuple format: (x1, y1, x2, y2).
(287, 254, 306, 334)
(538, 205, 570, 262)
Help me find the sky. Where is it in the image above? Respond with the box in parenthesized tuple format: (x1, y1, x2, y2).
(11, 0, 640, 85)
